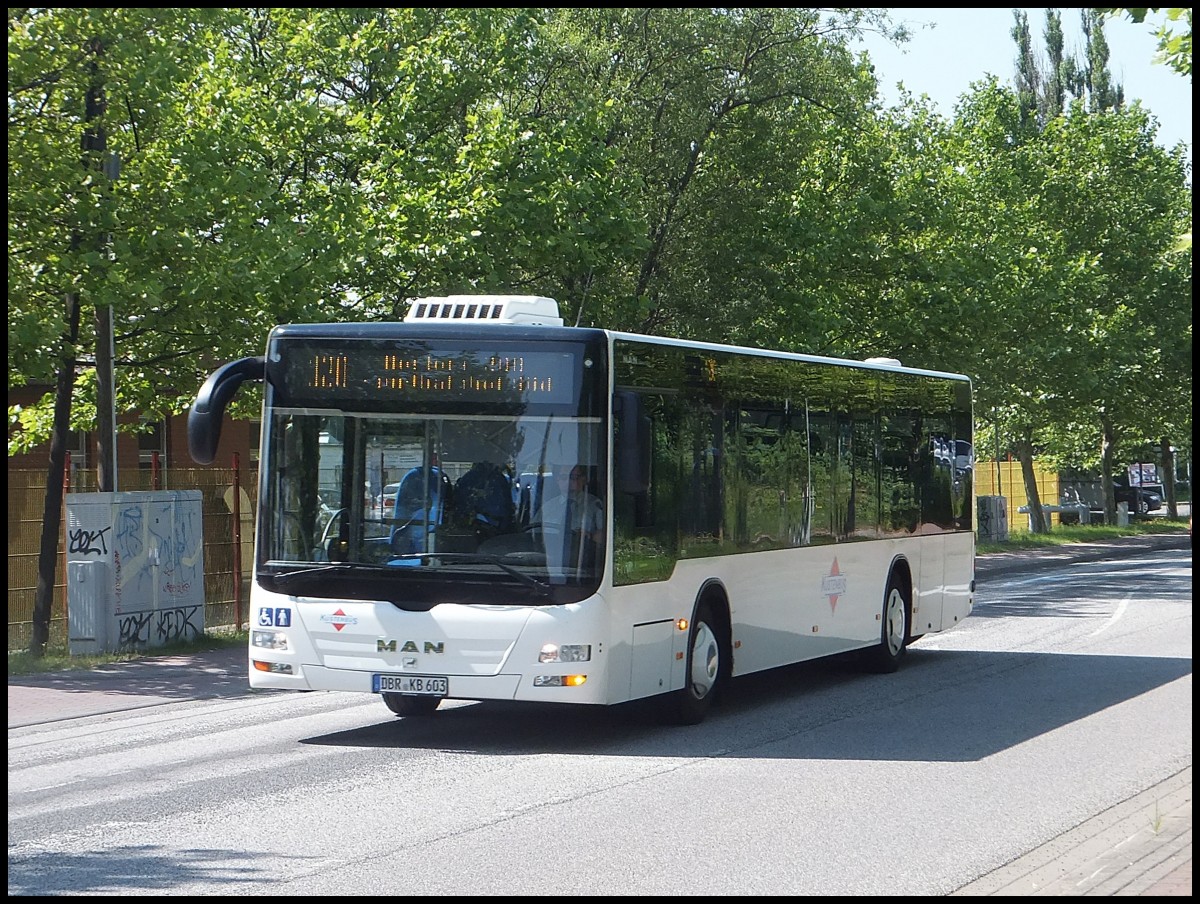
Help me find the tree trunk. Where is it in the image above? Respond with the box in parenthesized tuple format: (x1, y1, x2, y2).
(30, 294, 82, 656)
(1014, 429, 1049, 534)
(1160, 436, 1177, 518)
(31, 35, 107, 655)
(1100, 413, 1117, 524)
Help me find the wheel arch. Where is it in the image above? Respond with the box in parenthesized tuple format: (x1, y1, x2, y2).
(693, 578, 733, 681)
(886, 554, 916, 643)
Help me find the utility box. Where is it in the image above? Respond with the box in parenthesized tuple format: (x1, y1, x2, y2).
(65, 491, 205, 654)
(67, 560, 110, 655)
(1116, 501, 1130, 527)
(977, 495, 1009, 543)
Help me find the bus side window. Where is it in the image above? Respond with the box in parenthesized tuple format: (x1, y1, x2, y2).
(615, 390, 651, 497)
(613, 390, 679, 584)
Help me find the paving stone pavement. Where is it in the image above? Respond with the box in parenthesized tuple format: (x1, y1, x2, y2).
(8, 531, 1192, 895)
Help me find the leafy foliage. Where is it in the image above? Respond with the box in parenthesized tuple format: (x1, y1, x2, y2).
(1097, 7, 1193, 75)
(7, 7, 1193, 477)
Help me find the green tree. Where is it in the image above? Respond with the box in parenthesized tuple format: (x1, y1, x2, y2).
(982, 9, 1188, 530)
(1013, 8, 1122, 132)
(949, 82, 1190, 528)
(525, 8, 898, 342)
(1080, 8, 1125, 111)
(1095, 7, 1192, 252)
(10, 8, 260, 653)
(254, 8, 632, 322)
(8, 8, 624, 652)
(1097, 7, 1193, 76)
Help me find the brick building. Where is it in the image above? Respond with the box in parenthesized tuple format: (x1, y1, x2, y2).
(8, 384, 259, 485)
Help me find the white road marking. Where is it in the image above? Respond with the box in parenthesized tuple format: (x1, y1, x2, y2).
(1088, 596, 1132, 636)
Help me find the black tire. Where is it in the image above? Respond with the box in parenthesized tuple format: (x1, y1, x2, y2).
(667, 599, 723, 726)
(863, 575, 909, 674)
(381, 693, 441, 717)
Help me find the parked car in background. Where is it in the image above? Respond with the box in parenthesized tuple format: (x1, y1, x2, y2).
(378, 482, 400, 519)
(1112, 476, 1163, 515)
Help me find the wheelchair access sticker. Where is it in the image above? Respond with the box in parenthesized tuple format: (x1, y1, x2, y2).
(258, 607, 292, 628)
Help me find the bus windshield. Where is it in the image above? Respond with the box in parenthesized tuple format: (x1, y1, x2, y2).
(259, 409, 607, 604)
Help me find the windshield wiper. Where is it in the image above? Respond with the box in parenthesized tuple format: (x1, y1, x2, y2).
(266, 555, 553, 598)
(266, 562, 399, 588)
(387, 552, 553, 598)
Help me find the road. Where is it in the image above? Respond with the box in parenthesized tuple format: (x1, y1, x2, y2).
(8, 545, 1192, 895)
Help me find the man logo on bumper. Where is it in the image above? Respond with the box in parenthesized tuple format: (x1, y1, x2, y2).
(378, 639, 445, 654)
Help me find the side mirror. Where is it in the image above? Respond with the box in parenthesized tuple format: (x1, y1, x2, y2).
(614, 390, 651, 494)
(188, 356, 265, 464)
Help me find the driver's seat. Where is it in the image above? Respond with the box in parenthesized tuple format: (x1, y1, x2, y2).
(389, 466, 451, 556)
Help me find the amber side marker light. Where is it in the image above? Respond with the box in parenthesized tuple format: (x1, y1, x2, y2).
(252, 660, 293, 675)
(533, 674, 587, 687)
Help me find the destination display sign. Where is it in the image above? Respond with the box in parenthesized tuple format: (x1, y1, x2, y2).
(274, 340, 579, 407)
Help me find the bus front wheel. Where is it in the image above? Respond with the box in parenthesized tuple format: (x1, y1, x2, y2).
(668, 599, 722, 725)
(382, 693, 441, 717)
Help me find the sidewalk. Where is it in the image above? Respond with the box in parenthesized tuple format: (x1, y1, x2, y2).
(7, 642, 254, 729)
(8, 531, 1192, 895)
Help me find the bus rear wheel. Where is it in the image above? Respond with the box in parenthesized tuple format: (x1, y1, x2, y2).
(668, 600, 722, 725)
(382, 693, 441, 717)
(863, 575, 909, 674)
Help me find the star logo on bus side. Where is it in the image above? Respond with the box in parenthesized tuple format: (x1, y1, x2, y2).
(822, 558, 848, 614)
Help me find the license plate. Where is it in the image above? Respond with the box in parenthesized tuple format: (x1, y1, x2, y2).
(372, 674, 448, 696)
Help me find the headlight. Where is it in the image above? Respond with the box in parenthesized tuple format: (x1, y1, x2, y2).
(538, 643, 591, 663)
(252, 630, 289, 650)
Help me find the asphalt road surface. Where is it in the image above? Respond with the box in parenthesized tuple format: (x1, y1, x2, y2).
(8, 540, 1191, 895)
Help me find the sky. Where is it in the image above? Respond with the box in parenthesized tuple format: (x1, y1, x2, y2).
(853, 8, 1192, 162)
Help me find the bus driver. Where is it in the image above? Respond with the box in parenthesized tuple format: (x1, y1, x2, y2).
(535, 464, 603, 567)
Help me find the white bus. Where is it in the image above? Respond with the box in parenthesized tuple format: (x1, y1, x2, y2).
(189, 295, 975, 724)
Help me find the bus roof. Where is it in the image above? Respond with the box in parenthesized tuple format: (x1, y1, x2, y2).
(605, 329, 972, 384)
(267, 294, 971, 386)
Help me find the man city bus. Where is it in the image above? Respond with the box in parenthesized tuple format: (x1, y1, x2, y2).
(189, 295, 975, 724)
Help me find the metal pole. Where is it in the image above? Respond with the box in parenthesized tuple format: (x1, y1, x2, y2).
(994, 417, 1002, 498)
(102, 152, 119, 492)
(63, 451, 71, 642)
(232, 452, 243, 630)
(109, 304, 117, 491)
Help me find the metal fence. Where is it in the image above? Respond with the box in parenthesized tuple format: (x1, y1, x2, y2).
(8, 464, 257, 651)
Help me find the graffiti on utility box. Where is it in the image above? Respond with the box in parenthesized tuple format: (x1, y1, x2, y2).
(65, 491, 205, 655)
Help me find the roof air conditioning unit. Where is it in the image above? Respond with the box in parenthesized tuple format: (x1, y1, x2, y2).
(404, 295, 564, 326)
